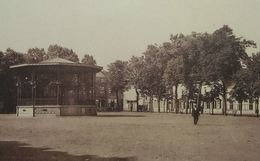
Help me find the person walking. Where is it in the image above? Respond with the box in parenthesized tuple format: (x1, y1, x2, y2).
(192, 105, 200, 125)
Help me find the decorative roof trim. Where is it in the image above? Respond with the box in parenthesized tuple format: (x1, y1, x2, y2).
(39, 58, 74, 64)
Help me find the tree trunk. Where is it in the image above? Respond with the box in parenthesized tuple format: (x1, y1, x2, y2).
(170, 88, 174, 112)
(163, 99, 166, 112)
(158, 97, 161, 113)
(211, 101, 214, 115)
(149, 97, 154, 112)
(174, 84, 179, 114)
(239, 101, 242, 116)
(222, 81, 227, 115)
(166, 98, 169, 113)
(197, 82, 202, 112)
(187, 99, 190, 113)
(201, 101, 204, 114)
(116, 90, 119, 111)
(135, 88, 139, 110)
(185, 100, 188, 114)
(256, 98, 259, 117)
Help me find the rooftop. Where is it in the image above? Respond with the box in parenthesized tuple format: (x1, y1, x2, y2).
(10, 58, 103, 72)
(39, 58, 74, 64)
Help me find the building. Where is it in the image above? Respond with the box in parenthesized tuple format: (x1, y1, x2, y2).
(123, 86, 171, 112)
(10, 58, 102, 117)
(123, 84, 259, 116)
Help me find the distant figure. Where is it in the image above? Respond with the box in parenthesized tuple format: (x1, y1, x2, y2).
(192, 105, 200, 125)
(256, 108, 259, 117)
(130, 103, 133, 112)
(111, 101, 115, 111)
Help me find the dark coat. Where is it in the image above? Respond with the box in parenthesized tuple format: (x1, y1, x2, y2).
(192, 108, 200, 118)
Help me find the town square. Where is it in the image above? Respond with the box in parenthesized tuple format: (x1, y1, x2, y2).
(1, 0, 260, 161)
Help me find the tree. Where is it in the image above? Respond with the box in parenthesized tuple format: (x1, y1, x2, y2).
(164, 33, 189, 113)
(1, 48, 26, 66)
(232, 52, 260, 115)
(107, 60, 128, 111)
(0, 51, 3, 60)
(164, 55, 184, 113)
(203, 25, 256, 115)
(0, 51, 5, 111)
(46, 44, 79, 62)
(231, 69, 253, 115)
(178, 32, 208, 113)
(202, 82, 223, 115)
(81, 54, 97, 65)
(251, 53, 260, 115)
(142, 43, 171, 112)
(0, 48, 26, 113)
(127, 56, 145, 110)
(25, 48, 46, 63)
(249, 52, 260, 98)
(0, 51, 4, 70)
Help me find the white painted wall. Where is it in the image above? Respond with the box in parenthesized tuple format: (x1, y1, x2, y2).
(123, 84, 259, 115)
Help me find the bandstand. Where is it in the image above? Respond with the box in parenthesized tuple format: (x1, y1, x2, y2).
(10, 58, 102, 117)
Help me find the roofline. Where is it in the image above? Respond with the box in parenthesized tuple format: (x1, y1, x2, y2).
(10, 63, 103, 71)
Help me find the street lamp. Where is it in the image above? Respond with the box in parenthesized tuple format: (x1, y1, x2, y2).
(15, 81, 21, 116)
(29, 80, 36, 117)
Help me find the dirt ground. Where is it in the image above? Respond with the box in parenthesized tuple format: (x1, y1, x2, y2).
(0, 112, 260, 161)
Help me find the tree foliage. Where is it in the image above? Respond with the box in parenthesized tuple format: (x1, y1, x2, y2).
(0, 48, 26, 113)
(141, 43, 172, 112)
(204, 25, 256, 114)
(81, 54, 97, 65)
(25, 48, 46, 63)
(46, 44, 79, 62)
(232, 52, 260, 102)
(1, 48, 26, 67)
(107, 60, 128, 110)
(157, 25, 256, 114)
(126, 56, 145, 108)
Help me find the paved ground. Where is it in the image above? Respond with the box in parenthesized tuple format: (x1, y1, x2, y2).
(0, 112, 260, 161)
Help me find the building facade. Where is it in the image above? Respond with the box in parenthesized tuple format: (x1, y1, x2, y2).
(123, 84, 259, 116)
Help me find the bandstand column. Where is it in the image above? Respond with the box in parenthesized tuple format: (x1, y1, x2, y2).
(93, 72, 96, 104)
(77, 72, 79, 105)
(16, 76, 21, 116)
(57, 67, 60, 105)
(30, 71, 36, 117)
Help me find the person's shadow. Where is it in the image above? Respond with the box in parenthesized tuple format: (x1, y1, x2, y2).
(0, 141, 137, 161)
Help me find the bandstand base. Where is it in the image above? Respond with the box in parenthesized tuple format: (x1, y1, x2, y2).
(16, 105, 97, 117)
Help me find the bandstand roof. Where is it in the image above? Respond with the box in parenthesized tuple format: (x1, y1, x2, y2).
(10, 58, 103, 72)
(40, 57, 74, 64)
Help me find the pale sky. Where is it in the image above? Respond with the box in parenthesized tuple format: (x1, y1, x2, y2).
(0, 0, 260, 67)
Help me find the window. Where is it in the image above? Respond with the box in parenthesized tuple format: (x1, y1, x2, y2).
(249, 101, 253, 110)
(229, 102, 233, 110)
(207, 102, 210, 109)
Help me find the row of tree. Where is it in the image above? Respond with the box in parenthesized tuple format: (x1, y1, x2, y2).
(0, 44, 97, 66)
(107, 25, 260, 114)
(0, 44, 97, 113)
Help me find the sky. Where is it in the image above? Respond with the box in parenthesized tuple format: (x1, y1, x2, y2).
(0, 0, 260, 67)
